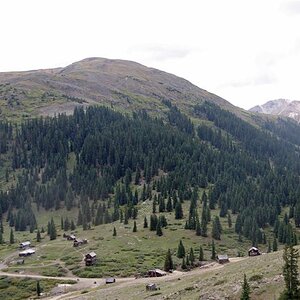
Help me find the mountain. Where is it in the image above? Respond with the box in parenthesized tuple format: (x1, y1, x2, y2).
(249, 99, 300, 122)
(1, 58, 300, 299)
(0, 57, 241, 121)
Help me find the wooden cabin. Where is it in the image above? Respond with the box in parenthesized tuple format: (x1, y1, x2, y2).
(67, 234, 76, 241)
(19, 241, 31, 249)
(85, 252, 97, 266)
(148, 269, 167, 277)
(216, 254, 229, 264)
(19, 248, 35, 257)
(105, 278, 116, 284)
(73, 238, 88, 247)
(146, 283, 158, 291)
(248, 247, 261, 256)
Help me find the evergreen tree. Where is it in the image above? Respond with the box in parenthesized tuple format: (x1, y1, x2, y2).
(70, 220, 76, 230)
(156, 220, 163, 236)
(10, 228, 14, 244)
(166, 196, 173, 212)
(49, 218, 57, 240)
(36, 229, 41, 242)
(152, 195, 157, 214)
(133, 221, 137, 232)
(267, 239, 272, 253)
(181, 257, 187, 270)
(113, 226, 117, 236)
(273, 237, 278, 252)
(36, 281, 42, 297)
(199, 246, 204, 261)
(177, 240, 186, 258)
(240, 274, 251, 300)
(175, 201, 183, 219)
(164, 249, 173, 272)
(227, 212, 232, 228)
(212, 217, 221, 240)
(211, 240, 216, 260)
(189, 248, 195, 265)
(282, 245, 300, 299)
(150, 214, 158, 231)
(0, 230, 3, 244)
(143, 216, 148, 228)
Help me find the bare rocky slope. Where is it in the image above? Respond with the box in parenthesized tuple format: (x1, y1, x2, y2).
(0, 57, 253, 121)
(250, 99, 300, 122)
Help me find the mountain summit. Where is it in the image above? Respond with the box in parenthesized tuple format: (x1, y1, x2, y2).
(0, 57, 234, 120)
(249, 99, 300, 122)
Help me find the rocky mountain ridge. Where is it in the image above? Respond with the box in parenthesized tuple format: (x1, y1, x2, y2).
(250, 99, 300, 122)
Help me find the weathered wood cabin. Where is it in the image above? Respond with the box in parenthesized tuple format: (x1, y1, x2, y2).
(85, 252, 97, 266)
(148, 269, 167, 277)
(146, 283, 158, 291)
(73, 238, 88, 247)
(19, 241, 31, 249)
(19, 248, 35, 257)
(216, 254, 229, 264)
(248, 247, 261, 256)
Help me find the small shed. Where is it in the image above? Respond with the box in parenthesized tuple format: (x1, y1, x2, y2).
(248, 247, 261, 256)
(19, 248, 35, 257)
(67, 234, 76, 241)
(105, 277, 116, 284)
(216, 254, 229, 264)
(19, 241, 31, 249)
(85, 252, 97, 266)
(146, 283, 158, 291)
(148, 269, 167, 277)
(73, 238, 88, 247)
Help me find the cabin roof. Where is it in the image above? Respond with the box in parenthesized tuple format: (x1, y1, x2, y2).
(217, 254, 229, 260)
(20, 241, 30, 246)
(149, 269, 167, 275)
(86, 252, 97, 257)
(19, 248, 35, 255)
(248, 247, 259, 251)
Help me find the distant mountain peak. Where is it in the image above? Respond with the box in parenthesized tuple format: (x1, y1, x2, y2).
(249, 99, 300, 122)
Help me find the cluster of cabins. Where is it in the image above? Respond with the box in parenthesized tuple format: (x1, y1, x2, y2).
(63, 233, 88, 247)
(63, 233, 94, 266)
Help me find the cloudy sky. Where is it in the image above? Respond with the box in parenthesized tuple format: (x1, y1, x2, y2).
(1, 0, 300, 109)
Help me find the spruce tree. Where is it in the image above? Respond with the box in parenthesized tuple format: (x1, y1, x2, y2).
(70, 220, 76, 230)
(177, 240, 186, 258)
(189, 248, 195, 265)
(211, 240, 216, 260)
(49, 218, 57, 240)
(113, 227, 117, 236)
(10, 228, 14, 244)
(164, 249, 173, 272)
(240, 274, 251, 300)
(227, 212, 232, 228)
(0, 230, 3, 244)
(273, 237, 278, 252)
(199, 246, 204, 261)
(156, 220, 163, 236)
(175, 201, 183, 219)
(36, 229, 41, 242)
(282, 245, 300, 299)
(36, 281, 41, 297)
(143, 216, 148, 228)
(133, 221, 137, 232)
(267, 239, 272, 253)
(181, 257, 187, 269)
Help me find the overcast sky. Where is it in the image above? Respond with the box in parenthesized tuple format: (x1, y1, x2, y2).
(1, 0, 300, 109)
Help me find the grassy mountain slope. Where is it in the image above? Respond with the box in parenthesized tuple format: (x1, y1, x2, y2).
(0, 57, 253, 122)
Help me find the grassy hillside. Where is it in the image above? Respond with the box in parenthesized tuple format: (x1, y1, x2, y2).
(0, 57, 254, 123)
